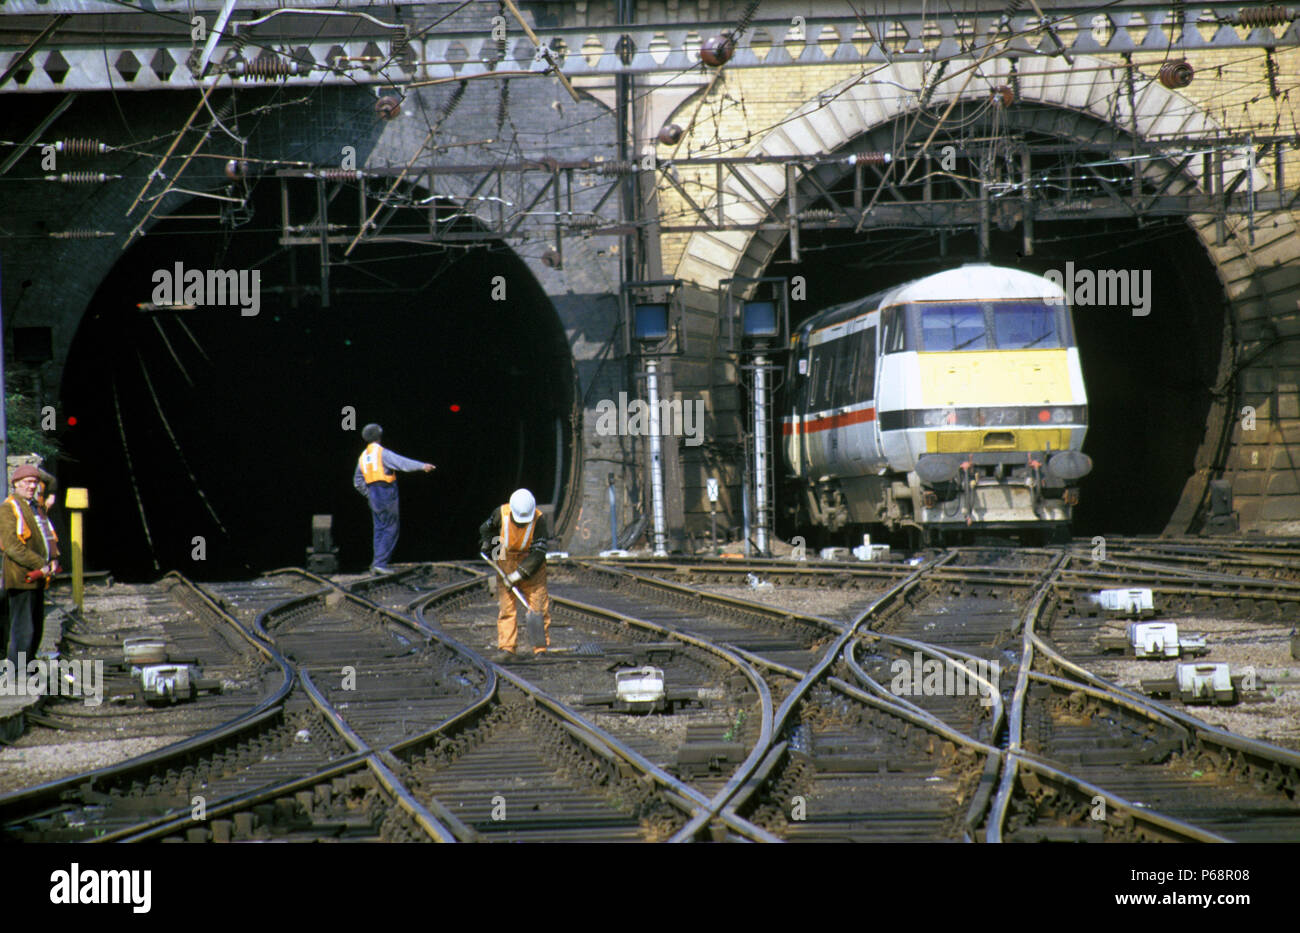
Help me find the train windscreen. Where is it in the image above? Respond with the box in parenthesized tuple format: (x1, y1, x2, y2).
(992, 302, 1060, 349)
(920, 303, 988, 351)
(914, 301, 1064, 351)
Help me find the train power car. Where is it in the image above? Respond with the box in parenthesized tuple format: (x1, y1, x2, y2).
(782, 263, 1092, 544)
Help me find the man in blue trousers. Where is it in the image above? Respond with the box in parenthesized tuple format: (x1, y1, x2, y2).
(353, 423, 435, 573)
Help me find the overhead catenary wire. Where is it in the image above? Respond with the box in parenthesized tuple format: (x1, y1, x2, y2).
(150, 317, 195, 387)
(135, 352, 229, 535)
(111, 376, 160, 573)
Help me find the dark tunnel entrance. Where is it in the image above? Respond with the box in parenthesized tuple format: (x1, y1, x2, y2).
(59, 180, 575, 580)
(770, 214, 1225, 543)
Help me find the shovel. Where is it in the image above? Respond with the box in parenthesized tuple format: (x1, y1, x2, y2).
(480, 552, 546, 651)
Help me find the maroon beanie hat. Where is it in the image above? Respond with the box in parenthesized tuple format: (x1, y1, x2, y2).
(11, 465, 40, 485)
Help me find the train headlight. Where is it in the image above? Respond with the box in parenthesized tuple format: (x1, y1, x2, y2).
(1037, 406, 1083, 424)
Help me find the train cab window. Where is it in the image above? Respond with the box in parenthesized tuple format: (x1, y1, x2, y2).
(881, 307, 906, 354)
(854, 327, 877, 400)
(836, 337, 858, 403)
(809, 337, 855, 410)
(920, 303, 988, 351)
(993, 302, 1060, 349)
(809, 344, 835, 411)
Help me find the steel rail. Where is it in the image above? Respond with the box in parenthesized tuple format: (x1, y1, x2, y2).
(278, 567, 716, 837)
(985, 551, 1068, 840)
(722, 620, 1220, 842)
(988, 553, 1300, 841)
(1059, 565, 1300, 595)
(294, 667, 456, 842)
(850, 630, 1005, 741)
(404, 577, 756, 826)
(0, 571, 296, 825)
(1029, 626, 1300, 773)
(367, 571, 743, 836)
(1071, 557, 1300, 587)
(551, 589, 776, 840)
(571, 558, 850, 636)
(667, 549, 956, 841)
(103, 756, 369, 842)
(85, 568, 480, 843)
(634, 552, 1221, 842)
(1026, 669, 1190, 735)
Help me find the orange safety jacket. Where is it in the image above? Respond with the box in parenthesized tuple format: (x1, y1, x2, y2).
(6, 497, 58, 548)
(359, 443, 397, 484)
(500, 504, 540, 556)
(1, 495, 58, 589)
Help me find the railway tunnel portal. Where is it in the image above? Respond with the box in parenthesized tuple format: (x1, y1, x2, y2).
(1, 3, 1298, 576)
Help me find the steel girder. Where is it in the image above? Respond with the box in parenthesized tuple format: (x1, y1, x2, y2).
(1, 3, 1296, 92)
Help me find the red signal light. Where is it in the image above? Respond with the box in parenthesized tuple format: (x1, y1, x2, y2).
(449, 404, 460, 413)
(67, 416, 78, 426)
(1037, 409, 1050, 423)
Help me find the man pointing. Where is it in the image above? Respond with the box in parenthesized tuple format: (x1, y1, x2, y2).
(354, 423, 434, 574)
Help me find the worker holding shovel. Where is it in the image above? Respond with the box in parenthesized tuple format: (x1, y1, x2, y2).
(479, 488, 552, 663)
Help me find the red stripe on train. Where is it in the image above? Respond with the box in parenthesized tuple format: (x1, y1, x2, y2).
(781, 407, 876, 435)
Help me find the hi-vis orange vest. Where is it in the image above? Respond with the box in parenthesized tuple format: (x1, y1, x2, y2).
(500, 505, 540, 555)
(3, 496, 57, 552)
(359, 443, 396, 484)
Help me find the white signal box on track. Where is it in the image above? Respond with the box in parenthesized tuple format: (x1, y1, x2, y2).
(616, 666, 666, 705)
(1128, 622, 1181, 659)
(852, 534, 890, 562)
(1175, 663, 1235, 704)
(1127, 622, 1209, 659)
(1095, 588, 1155, 617)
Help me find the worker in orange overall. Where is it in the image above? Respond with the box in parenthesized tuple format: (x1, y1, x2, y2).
(478, 489, 552, 662)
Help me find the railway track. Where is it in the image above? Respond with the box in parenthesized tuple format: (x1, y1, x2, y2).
(989, 555, 1300, 843)
(1081, 538, 1300, 589)
(6, 575, 284, 781)
(572, 553, 997, 841)
(253, 568, 490, 750)
(7, 541, 1298, 843)
(395, 566, 773, 827)
(593, 547, 1300, 842)
(0, 569, 467, 843)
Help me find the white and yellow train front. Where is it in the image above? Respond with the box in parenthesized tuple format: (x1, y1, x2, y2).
(783, 264, 1091, 537)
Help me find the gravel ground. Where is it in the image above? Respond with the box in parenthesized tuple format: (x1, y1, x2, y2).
(1090, 615, 1300, 750)
(0, 735, 186, 793)
(680, 582, 885, 623)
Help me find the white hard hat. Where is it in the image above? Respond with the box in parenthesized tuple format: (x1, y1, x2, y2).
(509, 489, 536, 524)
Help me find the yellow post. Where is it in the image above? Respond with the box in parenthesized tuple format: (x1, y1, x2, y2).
(65, 487, 88, 612)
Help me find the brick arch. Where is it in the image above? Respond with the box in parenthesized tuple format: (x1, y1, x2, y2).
(672, 56, 1300, 534)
